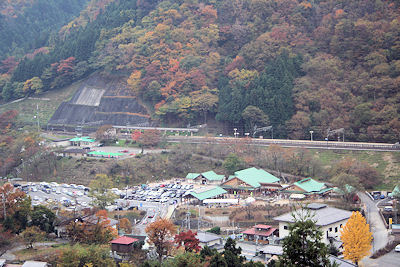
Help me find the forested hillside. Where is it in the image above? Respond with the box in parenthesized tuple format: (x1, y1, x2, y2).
(1, 0, 400, 142)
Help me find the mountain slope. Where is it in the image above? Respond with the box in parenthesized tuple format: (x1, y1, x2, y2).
(1, 0, 400, 142)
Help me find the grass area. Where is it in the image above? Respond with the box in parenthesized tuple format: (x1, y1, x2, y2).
(310, 149, 400, 190)
(14, 243, 69, 261)
(0, 79, 82, 126)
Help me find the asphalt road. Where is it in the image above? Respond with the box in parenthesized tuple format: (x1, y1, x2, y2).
(115, 199, 174, 235)
(362, 250, 399, 267)
(359, 192, 389, 252)
(358, 192, 398, 266)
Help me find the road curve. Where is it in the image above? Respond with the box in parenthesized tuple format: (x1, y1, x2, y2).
(358, 192, 391, 266)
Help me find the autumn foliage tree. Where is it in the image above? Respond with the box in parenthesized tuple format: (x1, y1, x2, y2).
(340, 211, 372, 265)
(118, 218, 132, 234)
(145, 218, 176, 263)
(20, 226, 45, 249)
(66, 210, 117, 244)
(132, 129, 161, 153)
(174, 230, 201, 252)
(0, 183, 26, 221)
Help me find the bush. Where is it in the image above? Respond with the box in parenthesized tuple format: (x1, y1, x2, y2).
(370, 240, 400, 258)
(207, 226, 221, 235)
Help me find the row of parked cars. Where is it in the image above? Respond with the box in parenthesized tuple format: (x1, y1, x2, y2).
(124, 183, 194, 203)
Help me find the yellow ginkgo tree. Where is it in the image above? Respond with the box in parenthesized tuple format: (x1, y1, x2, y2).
(340, 211, 372, 265)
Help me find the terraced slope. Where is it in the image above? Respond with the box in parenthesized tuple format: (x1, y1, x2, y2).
(48, 74, 150, 128)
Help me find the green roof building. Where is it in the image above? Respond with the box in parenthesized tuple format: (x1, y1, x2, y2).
(283, 178, 334, 196)
(221, 167, 281, 194)
(389, 185, 400, 198)
(186, 171, 225, 185)
(69, 136, 96, 147)
(186, 186, 227, 202)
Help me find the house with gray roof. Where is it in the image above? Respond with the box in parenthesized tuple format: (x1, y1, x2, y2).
(21, 261, 48, 267)
(328, 256, 356, 267)
(220, 167, 281, 195)
(273, 203, 352, 244)
(196, 231, 223, 250)
(186, 171, 225, 185)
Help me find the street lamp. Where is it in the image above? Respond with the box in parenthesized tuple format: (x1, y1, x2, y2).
(309, 130, 314, 141)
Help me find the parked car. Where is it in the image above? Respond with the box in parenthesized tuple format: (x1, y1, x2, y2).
(384, 206, 393, 212)
(395, 244, 400, 252)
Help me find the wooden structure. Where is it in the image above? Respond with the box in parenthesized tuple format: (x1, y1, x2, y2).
(111, 236, 139, 259)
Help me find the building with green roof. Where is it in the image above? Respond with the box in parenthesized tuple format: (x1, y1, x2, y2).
(185, 171, 225, 185)
(185, 186, 227, 203)
(283, 178, 334, 196)
(69, 136, 97, 147)
(220, 167, 281, 195)
(388, 185, 400, 199)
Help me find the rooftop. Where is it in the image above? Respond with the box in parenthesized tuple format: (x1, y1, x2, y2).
(273, 205, 352, 226)
(293, 178, 326, 193)
(189, 186, 227, 201)
(259, 245, 283, 255)
(111, 236, 139, 245)
(186, 173, 200, 179)
(69, 136, 95, 142)
(328, 255, 357, 267)
(83, 215, 118, 226)
(88, 151, 124, 157)
(21, 261, 48, 267)
(242, 227, 277, 237)
(186, 171, 224, 181)
(196, 231, 222, 243)
(63, 148, 87, 154)
(227, 167, 280, 188)
(254, 224, 272, 230)
(201, 171, 225, 181)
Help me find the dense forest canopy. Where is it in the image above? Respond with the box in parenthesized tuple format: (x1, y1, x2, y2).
(0, 0, 399, 142)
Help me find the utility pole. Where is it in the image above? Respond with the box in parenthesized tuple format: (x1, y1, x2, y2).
(36, 104, 40, 132)
(2, 193, 6, 219)
(198, 205, 200, 231)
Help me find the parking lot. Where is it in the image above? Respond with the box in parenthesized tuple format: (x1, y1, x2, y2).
(19, 182, 92, 211)
(11, 181, 193, 217)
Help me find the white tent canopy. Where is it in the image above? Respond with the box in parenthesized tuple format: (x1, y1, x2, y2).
(203, 199, 239, 205)
(289, 193, 306, 200)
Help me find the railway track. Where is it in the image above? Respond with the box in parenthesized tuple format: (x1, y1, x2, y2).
(44, 129, 400, 151)
(166, 136, 400, 151)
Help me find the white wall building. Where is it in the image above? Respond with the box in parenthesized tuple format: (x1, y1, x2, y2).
(273, 203, 352, 244)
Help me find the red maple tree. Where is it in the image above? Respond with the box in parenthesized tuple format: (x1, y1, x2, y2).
(174, 230, 201, 252)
